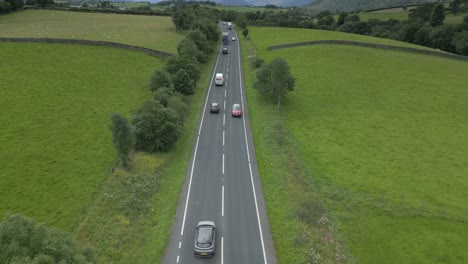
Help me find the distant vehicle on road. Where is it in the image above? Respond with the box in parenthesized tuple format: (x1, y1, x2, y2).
(210, 102, 220, 113)
(194, 221, 216, 257)
(232, 104, 242, 117)
(227, 22, 232, 29)
(222, 48, 228, 54)
(215, 73, 224, 86)
(222, 32, 229, 45)
(222, 21, 226, 25)
(231, 36, 236, 41)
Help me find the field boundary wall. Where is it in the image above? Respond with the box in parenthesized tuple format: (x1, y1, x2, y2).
(267, 40, 468, 62)
(0, 37, 173, 57)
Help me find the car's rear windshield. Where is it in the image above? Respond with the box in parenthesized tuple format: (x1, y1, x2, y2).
(196, 227, 213, 248)
(233, 105, 240, 110)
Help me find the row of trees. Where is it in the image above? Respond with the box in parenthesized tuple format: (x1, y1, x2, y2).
(110, 4, 220, 166)
(0, 0, 23, 14)
(0, 214, 96, 264)
(243, 3, 468, 56)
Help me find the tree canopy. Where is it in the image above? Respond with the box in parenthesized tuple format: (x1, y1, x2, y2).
(0, 214, 96, 264)
(253, 57, 295, 109)
(132, 100, 181, 152)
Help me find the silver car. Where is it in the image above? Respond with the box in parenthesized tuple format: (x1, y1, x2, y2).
(194, 221, 216, 257)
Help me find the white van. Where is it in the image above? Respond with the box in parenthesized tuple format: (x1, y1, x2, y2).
(215, 73, 224, 86)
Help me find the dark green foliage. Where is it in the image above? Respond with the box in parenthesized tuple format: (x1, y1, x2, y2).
(167, 95, 189, 122)
(177, 38, 206, 63)
(0, 2, 12, 13)
(132, 100, 180, 152)
(242, 28, 249, 38)
(315, 10, 331, 19)
(345, 14, 361, 22)
(251, 57, 264, 69)
(0, 214, 96, 264)
(429, 3, 445, 27)
(253, 57, 295, 109)
(36, 0, 55, 7)
(192, 19, 220, 44)
(109, 113, 135, 167)
(317, 15, 335, 29)
(452, 30, 468, 55)
(173, 69, 195, 96)
(338, 21, 371, 35)
(396, 19, 424, 43)
(235, 15, 248, 29)
(4, 0, 23, 10)
(414, 25, 433, 46)
(430, 25, 456, 52)
(451, 0, 462, 13)
(154, 86, 174, 107)
(186, 30, 213, 56)
(336, 12, 348, 27)
(150, 69, 173, 92)
(165, 55, 200, 82)
(172, 8, 196, 30)
(409, 3, 436, 22)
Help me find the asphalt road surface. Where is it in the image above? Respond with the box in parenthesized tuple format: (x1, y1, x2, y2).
(162, 24, 277, 264)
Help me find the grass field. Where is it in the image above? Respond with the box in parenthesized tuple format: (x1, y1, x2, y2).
(242, 27, 468, 263)
(360, 9, 467, 25)
(0, 9, 183, 52)
(213, 5, 286, 12)
(250, 27, 432, 52)
(0, 42, 163, 231)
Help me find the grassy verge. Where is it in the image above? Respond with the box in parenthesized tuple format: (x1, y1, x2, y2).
(240, 36, 351, 263)
(0, 9, 183, 52)
(74, 53, 217, 263)
(245, 27, 468, 263)
(0, 42, 162, 231)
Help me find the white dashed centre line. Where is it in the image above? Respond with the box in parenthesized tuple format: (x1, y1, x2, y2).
(222, 186, 225, 217)
(178, 242, 181, 248)
(176, 255, 179, 263)
(222, 153, 225, 174)
(221, 237, 224, 264)
(223, 130, 225, 147)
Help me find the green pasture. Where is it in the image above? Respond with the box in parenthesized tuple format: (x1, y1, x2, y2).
(213, 5, 286, 13)
(243, 27, 468, 263)
(0, 9, 183, 53)
(360, 9, 467, 25)
(249, 26, 432, 53)
(0, 42, 163, 231)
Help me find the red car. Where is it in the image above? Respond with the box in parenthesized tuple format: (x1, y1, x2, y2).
(231, 104, 242, 117)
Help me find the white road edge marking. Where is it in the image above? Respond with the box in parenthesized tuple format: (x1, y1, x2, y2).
(237, 34, 268, 264)
(222, 186, 225, 216)
(180, 42, 223, 236)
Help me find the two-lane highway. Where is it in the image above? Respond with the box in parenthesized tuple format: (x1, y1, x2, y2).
(162, 24, 276, 264)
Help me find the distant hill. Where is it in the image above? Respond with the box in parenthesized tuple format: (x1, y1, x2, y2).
(306, 0, 438, 12)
